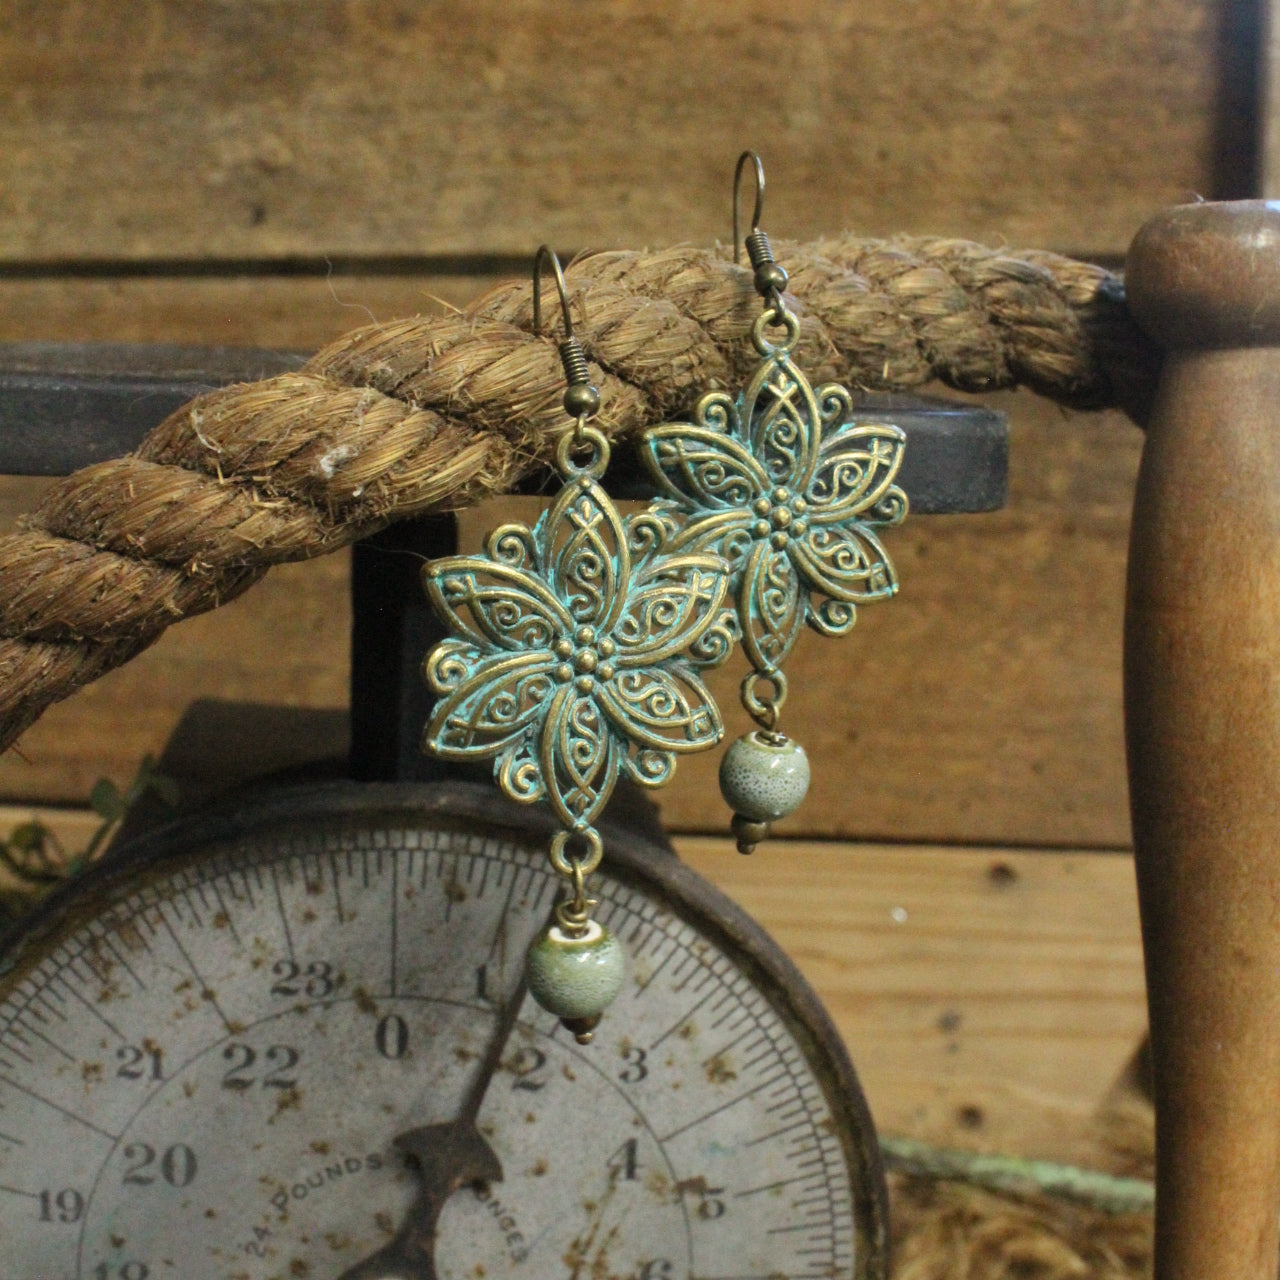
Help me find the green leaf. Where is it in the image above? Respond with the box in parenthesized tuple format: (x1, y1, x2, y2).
(89, 779, 125, 822)
(7, 821, 49, 855)
(122, 755, 179, 810)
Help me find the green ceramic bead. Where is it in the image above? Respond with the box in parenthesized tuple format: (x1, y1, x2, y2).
(719, 730, 810, 822)
(526, 919, 626, 1022)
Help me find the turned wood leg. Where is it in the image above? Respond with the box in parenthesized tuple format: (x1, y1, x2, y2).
(1125, 202, 1280, 1279)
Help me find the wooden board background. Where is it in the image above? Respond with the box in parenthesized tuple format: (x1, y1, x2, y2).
(6, 0, 1256, 840)
(0, 1, 1249, 260)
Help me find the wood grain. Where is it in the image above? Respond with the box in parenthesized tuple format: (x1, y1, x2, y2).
(677, 837, 1147, 1164)
(0, 276, 492, 350)
(0, 0, 1230, 260)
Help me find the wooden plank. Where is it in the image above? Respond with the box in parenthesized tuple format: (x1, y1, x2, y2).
(0, 0, 1230, 260)
(676, 837, 1147, 1163)
(0, 276, 491, 351)
(0, 388, 1139, 847)
(0, 266, 474, 536)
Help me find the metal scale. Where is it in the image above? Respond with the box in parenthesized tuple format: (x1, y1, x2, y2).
(0, 343, 1006, 1280)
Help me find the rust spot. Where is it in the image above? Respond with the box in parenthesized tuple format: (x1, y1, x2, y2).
(936, 1009, 962, 1034)
(301, 908, 317, 924)
(375, 1210, 394, 1236)
(353, 986, 378, 1016)
(81, 1061, 103, 1082)
(705, 1055, 737, 1085)
(311, 1140, 331, 1155)
(269, 1086, 303, 1121)
(987, 861, 1018, 886)
(444, 878, 467, 904)
(290, 1259, 310, 1276)
(118, 923, 148, 953)
(530, 1158, 548, 1176)
(212, 911, 230, 929)
(679, 1022, 695, 1041)
(957, 1103, 985, 1130)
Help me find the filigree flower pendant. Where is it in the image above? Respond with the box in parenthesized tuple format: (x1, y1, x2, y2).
(640, 315, 908, 676)
(639, 304, 908, 855)
(422, 469, 735, 832)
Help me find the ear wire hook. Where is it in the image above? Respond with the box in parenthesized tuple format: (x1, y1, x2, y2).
(733, 151, 766, 265)
(532, 243, 576, 340)
(732, 152, 788, 315)
(533, 244, 601, 428)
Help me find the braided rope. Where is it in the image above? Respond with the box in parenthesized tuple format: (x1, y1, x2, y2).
(0, 235, 1156, 753)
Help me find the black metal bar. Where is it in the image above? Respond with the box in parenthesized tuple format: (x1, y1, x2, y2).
(0, 342, 307, 474)
(0, 343, 1007, 514)
(349, 514, 458, 783)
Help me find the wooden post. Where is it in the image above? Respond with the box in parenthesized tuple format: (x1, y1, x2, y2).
(1125, 201, 1280, 1279)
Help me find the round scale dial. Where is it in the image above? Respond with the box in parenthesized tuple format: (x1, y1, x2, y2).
(0, 782, 886, 1280)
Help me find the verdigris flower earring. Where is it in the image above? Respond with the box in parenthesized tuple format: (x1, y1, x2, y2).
(422, 247, 736, 1040)
(641, 153, 909, 853)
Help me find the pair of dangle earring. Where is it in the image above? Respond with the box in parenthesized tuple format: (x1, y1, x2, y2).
(421, 155, 908, 1038)
(421, 247, 736, 1041)
(642, 152, 909, 852)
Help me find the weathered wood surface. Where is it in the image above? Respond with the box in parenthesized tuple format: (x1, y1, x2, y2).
(0, 0, 1235, 259)
(0, 805, 1148, 1164)
(678, 837, 1147, 1165)
(0, 277, 491, 350)
(0, 380, 1139, 846)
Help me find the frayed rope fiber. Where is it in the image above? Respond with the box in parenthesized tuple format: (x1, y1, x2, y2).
(0, 235, 1158, 753)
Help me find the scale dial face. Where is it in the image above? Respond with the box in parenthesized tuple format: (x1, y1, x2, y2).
(0, 783, 886, 1280)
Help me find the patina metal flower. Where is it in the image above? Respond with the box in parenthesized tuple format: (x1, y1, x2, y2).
(422, 470, 736, 831)
(640, 325, 908, 674)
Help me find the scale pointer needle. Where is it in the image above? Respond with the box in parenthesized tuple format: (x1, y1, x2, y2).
(333, 975, 529, 1280)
